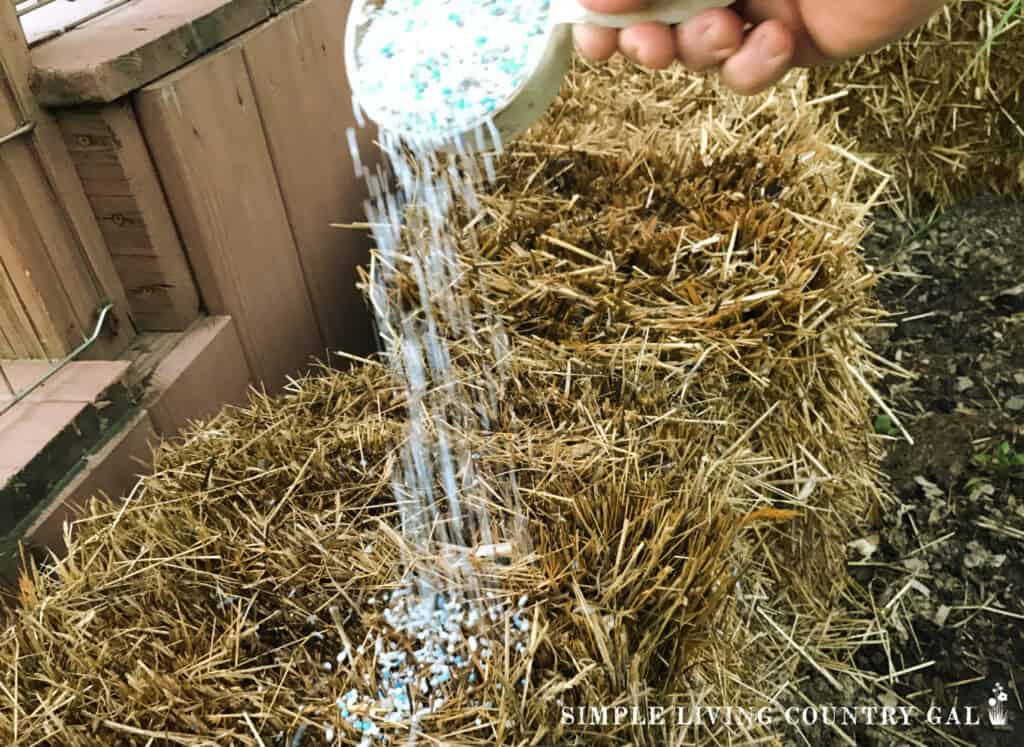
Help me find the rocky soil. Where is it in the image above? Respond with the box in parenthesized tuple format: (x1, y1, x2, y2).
(854, 194, 1024, 746)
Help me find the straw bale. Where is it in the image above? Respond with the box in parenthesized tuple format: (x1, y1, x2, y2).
(1, 61, 890, 745)
(812, 0, 1024, 214)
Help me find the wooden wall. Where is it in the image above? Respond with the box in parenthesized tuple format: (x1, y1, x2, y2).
(2, 0, 373, 390)
(136, 47, 323, 391)
(241, 0, 376, 358)
(134, 0, 375, 390)
(0, 0, 135, 359)
(55, 102, 200, 332)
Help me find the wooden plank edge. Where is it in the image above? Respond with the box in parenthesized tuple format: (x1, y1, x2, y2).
(0, 408, 154, 592)
(0, 316, 252, 595)
(143, 315, 252, 438)
(30, 0, 275, 106)
(55, 102, 201, 332)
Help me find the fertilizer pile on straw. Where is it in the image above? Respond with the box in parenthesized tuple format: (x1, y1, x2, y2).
(2, 62, 897, 745)
(813, 0, 1024, 213)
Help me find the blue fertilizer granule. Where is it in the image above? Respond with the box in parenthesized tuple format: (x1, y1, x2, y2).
(317, 590, 532, 744)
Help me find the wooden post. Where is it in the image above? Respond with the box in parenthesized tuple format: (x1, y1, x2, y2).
(56, 102, 200, 331)
(0, 0, 135, 359)
(241, 0, 376, 359)
(135, 46, 323, 391)
(0, 262, 43, 358)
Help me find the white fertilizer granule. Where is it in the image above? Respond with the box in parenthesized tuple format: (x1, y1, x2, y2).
(330, 103, 537, 742)
(352, 0, 553, 139)
(332, 4, 542, 742)
(320, 591, 532, 744)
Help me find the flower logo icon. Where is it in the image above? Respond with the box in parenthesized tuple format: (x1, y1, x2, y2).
(987, 683, 1010, 727)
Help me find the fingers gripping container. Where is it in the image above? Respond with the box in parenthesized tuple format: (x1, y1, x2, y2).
(345, 0, 730, 150)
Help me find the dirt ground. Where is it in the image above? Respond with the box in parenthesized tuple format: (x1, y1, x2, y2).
(849, 194, 1024, 746)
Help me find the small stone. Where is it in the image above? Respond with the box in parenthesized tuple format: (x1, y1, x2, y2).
(847, 534, 879, 560)
(955, 376, 974, 392)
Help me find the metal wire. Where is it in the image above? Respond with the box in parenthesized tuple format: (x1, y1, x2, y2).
(2, 6, 122, 381)
(0, 303, 114, 418)
(0, 120, 34, 147)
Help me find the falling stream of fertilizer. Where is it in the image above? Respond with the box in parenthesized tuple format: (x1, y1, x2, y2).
(322, 1, 548, 742)
(361, 126, 525, 586)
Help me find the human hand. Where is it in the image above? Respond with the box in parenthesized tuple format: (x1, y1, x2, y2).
(573, 0, 947, 94)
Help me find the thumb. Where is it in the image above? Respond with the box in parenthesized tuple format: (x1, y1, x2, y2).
(577, 0, 650, 11)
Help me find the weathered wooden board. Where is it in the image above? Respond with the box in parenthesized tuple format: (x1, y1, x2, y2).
(135, 46, 323, 390)
(143, 315, 252, 437)
(0, 260, 42, 359)
(57, 101, 201, 331)
(5, 409, 155, 583)
(241, 0, 375, 359)
(29, 0, 274, 106)
(1, 0, 135, 358)
(0, 152, 80, 356)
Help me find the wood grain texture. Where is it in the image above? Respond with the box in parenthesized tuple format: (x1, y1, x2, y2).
(57, 102, 200, 331)
(0, 152, 81, 356)
(1, 0, 135, 358)
(134, 46, 323, 391)
(0, 260, 42, 359)
(242, 0, 376, 359)
(29, 0, 273, 106)
(18, 410, 155, 564)
(143, 315, 251, 437)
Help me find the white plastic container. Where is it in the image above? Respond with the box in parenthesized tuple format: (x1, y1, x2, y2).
(345, 0, 729, 150)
